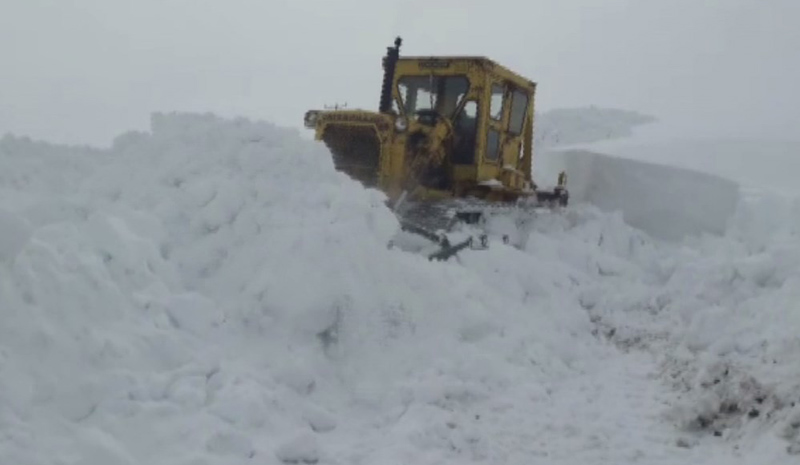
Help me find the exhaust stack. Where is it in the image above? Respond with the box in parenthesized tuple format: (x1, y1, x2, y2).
(379, 37, 402, 113)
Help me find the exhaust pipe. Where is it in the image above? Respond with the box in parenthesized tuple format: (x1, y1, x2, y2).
(379, 37, 402, 114)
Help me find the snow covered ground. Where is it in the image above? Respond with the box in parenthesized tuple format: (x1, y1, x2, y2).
(1, 112, 799, 464)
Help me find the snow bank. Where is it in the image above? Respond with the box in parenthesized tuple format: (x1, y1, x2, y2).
(572, 136, 800, 197)
(1, 111, 796, 464)
(536, 149, 741, 242)
(534, 106, 656, 149)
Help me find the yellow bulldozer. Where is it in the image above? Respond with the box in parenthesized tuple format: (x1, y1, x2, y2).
(304, 37, 568, 260)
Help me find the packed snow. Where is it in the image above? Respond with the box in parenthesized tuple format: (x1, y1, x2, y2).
(1, 112, 799, 464)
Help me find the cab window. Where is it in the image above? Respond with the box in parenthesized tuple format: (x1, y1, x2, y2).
(489, 83, 505, 121)
(453, 101, 478, 164)
(508, 89, 529, 135)
(398, 75, 469, 117)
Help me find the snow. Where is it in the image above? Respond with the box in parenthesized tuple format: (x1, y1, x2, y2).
(1, 111, 799, 464)
(0, 210, 32, 263)
(478, 179, 503, 187)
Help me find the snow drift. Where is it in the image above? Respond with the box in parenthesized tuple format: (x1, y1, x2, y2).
(1, 112, 798, 464)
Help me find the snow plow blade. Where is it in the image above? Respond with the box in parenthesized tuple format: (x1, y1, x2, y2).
(395, 214, 486, 262)
(427, 237, 475, 261)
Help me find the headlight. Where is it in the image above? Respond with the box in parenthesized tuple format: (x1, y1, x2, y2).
(394, 117, 408, 132)
(304, 111, 319, 128)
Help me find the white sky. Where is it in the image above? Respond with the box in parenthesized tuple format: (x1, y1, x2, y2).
(1, 0, 798, 146)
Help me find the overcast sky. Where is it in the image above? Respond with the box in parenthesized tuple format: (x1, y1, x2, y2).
(1, 0, 798, 146)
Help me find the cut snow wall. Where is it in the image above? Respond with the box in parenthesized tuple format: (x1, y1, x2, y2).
(535, 149, 741, 242)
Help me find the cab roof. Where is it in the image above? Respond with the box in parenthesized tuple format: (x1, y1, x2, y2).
(396, 55, 536, 90)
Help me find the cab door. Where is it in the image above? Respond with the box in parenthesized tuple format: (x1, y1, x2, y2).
(484, 82, 507, 166)
(483, 80, 531, 190)
(501, 87, 530, 173)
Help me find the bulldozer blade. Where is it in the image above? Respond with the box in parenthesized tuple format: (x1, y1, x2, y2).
(428, 236, 474, 261)
(399, 218, 448, 245)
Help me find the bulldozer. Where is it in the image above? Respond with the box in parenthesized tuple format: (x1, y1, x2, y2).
(304, 37, 568, 260)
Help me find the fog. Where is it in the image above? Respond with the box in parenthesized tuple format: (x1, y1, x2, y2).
(1, 0, 798, 146)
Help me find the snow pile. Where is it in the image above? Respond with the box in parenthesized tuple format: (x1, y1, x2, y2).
(0, 111, 797, 464)
(0, 113, 610, 464)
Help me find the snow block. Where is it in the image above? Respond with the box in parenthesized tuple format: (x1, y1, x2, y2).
(536, 149, 740, 242)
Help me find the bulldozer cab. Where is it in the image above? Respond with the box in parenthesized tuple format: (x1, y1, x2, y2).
(304, 37, 566, 208)
(388, 54, 539, 200)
